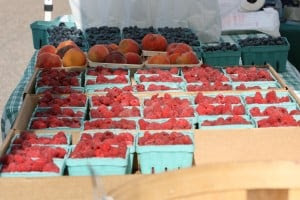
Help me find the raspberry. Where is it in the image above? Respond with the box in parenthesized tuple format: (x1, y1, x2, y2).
(84, 119, 136, 130)
(137, 68, 178, 74)
(139, 118, 192, 130)
(138, 131, 192, 145)
(245, 91, 290, 104)
(183, 65, 229, 83)
(139, 72, 183, 82)
(87, 66, 128, 76)
(201, 116, 251, 126)
(226, 66, 274, 82)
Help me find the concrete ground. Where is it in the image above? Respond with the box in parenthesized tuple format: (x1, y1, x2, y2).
(0, 0, 70, 142)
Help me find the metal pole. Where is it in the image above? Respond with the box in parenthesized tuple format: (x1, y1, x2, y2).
(44, 0, 53, 21)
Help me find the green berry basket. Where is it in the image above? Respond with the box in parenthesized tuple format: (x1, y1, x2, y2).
(30, 16, 76, 49)
(253, 115, 300, 128)
(136, 131, 194, 174)
(89, 106, 142, 120)
(66, 146, 129, 176)
(239, 37, 290, 72)
(85, 84, 133, 94)
(83, 118, 139, 130)
(78, 130, 137, 174)
(137, 117, 197, 130)
(32, 107, 87, 119)
(134, 74, 184, 84)
(192, 46, 202, 59)
(200, 46, 241, 67)
(28, 117, 84, 131)
(135, 82, 185, 92)
(0, 145, 69, 177)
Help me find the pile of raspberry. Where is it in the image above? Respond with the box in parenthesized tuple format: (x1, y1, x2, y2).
(70, 131, 134, 158)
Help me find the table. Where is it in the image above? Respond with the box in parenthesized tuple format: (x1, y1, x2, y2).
(2, 49, 300, 140)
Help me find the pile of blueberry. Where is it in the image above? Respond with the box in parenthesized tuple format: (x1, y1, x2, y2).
(202, 42, 239, 52)
(158, 27, 200, 46)
(47, 23, 86, 48)
(122, 26, 157, 44)
(85, 26, 121, 46)
(238, 36, 287, 47)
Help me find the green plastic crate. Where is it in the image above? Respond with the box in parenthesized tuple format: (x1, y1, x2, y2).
(240, 37, 290, 72)
(201, 49, 241, 67)
(136, 131, 194, 174)
(66, 146, 129, 176)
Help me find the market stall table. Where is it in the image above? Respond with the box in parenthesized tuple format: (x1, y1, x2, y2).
(1, 35, 300, 139)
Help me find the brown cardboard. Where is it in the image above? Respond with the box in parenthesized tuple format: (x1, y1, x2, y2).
(194, 127, 300, 165)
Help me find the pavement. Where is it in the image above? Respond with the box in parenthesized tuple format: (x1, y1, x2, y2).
(0, 0, 70, 143)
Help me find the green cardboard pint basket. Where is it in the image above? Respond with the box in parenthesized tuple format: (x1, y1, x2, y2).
(136, 131, 194, 174)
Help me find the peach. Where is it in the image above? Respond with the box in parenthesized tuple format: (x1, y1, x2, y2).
(118, 39, 140, 54)
(125, 52, 142, 64)
(36, 52, 62, 68)
(56, 40, 78, 53)
(106, 43, 119, 52)
(88, 45, 110, 62)
(167, 43, 192, 55)
(176, 51, 199, 64)
(38, 45, 56, 56)
(142, 34, 168, 51)
(168, 53, 181, 64)
(148, 54, 170, 64)
(56, 45, 79, 59)
(62, 48, 86, 67)
(104, 51, 127, 64)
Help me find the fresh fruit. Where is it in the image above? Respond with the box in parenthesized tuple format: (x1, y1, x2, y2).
(36, 53, 62, 68)
(37, 76, 80, 87)
(167, 43, 193, 55)
(13, 131, 68, 145)
(139, 73, 183, 82)
(245, 91, 290, 104)
(142, 33, 168, 51)
(195, 93, 241, 104)
(257, 114, 300, 128)
(137, 68, 178, 74)
(90, 105, 141, 118)
(169, 53, 181, 64)
(125, 52, 142, 64)
(123, 26, 156, 44)
(85, 26, 121, 46)
(56, 40, 78, 53)
(86, 75, 128, 85)
(37, 86, 83, 95)
(91, 88, 140, 106)
(201, 116, 251, 126)
(34, 106, 84, 118)
(104, 51, 127, 63)
(143, 94, 194, 119)
(226, 66, 274, 82)
(106, 43, 119, 52)
(250, 106, 300, 116)
(31, 117, 82, 129)
(196, 104, 245, 115)
(202, 43, 238, 52)
(87, 66, 128, 76)
(56, 45, 79, 59)
(62, 48, 87, 67)
(87, 45, 110, 62)
(136, 84, 180, 92)
(186, 82, 232, 91)
(118, 39, 140, 54)
(138, 131, 192, 145)
(48, 23, 85, 48)
(38, 68, 81, 78)
(148, 54, 170, 64)
(38, 93, 87, 107)
(183, 65, 229, 83)
(38, 45, 56, 56)
(70, 131, 132, 158)
(158, 27, 200, 46)
(176, 51, 199, 64)
(238, 36, 287, 47)
(139, 118, 192, 130)
(84, 119, 137, 130)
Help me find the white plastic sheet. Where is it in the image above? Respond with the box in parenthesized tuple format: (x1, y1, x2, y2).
(68, 0, 222, 42)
